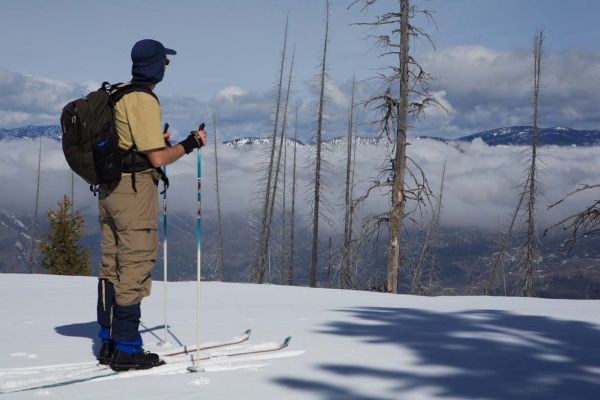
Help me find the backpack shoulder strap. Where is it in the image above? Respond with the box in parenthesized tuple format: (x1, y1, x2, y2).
(109, 83, 159, 104)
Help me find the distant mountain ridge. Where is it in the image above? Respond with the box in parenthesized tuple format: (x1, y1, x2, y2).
(0, 125, 62, 141)
(3, 125, 600, 147)
(419, 126, 600, 147)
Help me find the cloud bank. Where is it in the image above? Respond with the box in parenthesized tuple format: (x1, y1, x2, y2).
(1, 138, 598, 236)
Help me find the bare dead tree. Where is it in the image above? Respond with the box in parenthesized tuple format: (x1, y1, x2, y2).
(485, 29, 544, 297)
(523, 29, 544, 297)
(485, 186, 525, 296)
(347, 108, 360, 286)
(341, 76, 357, 289)
(28, 137, 42, 273)
(280, 120, 288, 284)
(288, 105, 299, 285)
(351, 0, 440, 293)
(328, 236, 333, 288)
(411, 162, 444, 295)
(310, 0, 330, 288)
(266, 46, 295, 284)
(427, 161, 445, 295)
(279, 47, 295, 283)
(254, 16, 288, 283)
(213, 111, 225, 281)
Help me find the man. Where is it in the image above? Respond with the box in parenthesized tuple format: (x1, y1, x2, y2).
(96, 39, 207, 371)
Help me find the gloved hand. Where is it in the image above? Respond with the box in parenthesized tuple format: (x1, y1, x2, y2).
(179, 130, 205, 154)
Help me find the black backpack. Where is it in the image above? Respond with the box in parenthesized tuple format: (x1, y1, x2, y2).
(61, 82, 166, 193)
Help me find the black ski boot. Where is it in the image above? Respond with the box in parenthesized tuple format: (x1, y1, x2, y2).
(96, 341, 115, 365)
(109, 350, 165, 371)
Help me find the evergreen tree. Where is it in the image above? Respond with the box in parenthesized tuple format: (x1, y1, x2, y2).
(39, 195, 91, 276)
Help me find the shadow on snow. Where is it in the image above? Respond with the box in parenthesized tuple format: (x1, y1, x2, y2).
(274, 306, 600, 400)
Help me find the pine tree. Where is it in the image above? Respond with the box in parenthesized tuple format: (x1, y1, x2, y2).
(39, 195, 91, 276)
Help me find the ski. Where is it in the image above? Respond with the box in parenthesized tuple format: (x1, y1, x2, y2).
(160, 328, 251, 356)
(0, 329, 251, 375)
(188, 336, 292, 372)
(0, 335, 291, 394)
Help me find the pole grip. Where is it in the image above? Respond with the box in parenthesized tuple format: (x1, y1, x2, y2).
(163, 122, 172, 147)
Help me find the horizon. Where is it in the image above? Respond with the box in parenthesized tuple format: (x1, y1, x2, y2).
(3, 123, 600, 143)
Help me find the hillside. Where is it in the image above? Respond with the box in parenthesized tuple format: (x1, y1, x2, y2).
(1, 274, 599, 399)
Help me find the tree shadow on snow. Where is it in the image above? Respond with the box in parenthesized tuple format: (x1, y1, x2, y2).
(274, 307, 600, 400)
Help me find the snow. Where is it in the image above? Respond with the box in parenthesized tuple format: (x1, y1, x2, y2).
(0, 210, 26, 230)
(1, 273, 600, 399)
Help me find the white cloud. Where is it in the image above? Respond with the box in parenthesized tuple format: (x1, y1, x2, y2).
(416, 46, 600, 137)
(216, 86, 247, 102)
(0, 69, 88, 126)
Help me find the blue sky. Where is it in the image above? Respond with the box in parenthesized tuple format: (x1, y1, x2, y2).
(2, 0, 600, 139)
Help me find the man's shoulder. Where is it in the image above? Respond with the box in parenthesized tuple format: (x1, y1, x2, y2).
(115, 83, 159, 108)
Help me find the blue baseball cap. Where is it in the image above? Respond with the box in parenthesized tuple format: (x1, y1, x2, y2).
(131, 39, 176, 65)
(131, 39, 176, 84)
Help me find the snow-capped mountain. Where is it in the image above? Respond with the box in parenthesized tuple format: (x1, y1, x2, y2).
(324, 136, 382, 148)
(223, 137, 306, 147)
(422, 126, 600, 147)
(4, 124, 600, 147)
(223, 136, 382, 148)
(0, 125, 62, 141)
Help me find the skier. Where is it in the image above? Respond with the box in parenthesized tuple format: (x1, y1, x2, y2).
(96, 39, 206, 371)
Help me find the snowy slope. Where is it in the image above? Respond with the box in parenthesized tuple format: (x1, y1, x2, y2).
(1, 274, 600, 399)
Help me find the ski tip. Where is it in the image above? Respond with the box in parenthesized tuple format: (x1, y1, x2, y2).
(282, 336, 292, 347)
(243, 329, 252, 336)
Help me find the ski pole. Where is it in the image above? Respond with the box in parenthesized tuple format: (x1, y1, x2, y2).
(159, 122, 171, 346)
(189, 123, 205, 372)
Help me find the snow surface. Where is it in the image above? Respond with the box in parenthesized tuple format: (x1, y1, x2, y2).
(1, 274, 600, 399)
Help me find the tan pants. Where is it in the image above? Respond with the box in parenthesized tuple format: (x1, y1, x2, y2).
(98, 171, 159, 306)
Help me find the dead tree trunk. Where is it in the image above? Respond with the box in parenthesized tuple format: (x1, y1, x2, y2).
(486, 188, 525, 296)
(524, 29, 544, 297)
(267, 46, 295, 284)
(385, 0, 410, 294)
(310, 0, 330, 288)
(28, 137, 42, 273)
(213, 111, 225, 281)
(328, 236, 333, 288)
(341, 77, 357, 289)
(281, 112, 288, 283)
(255, 17, 288, 283)
(347, 108, 359, 287)
(278, 47, 295, 283)
(427, 161, 445, 295)
(288, 106, 299, 286)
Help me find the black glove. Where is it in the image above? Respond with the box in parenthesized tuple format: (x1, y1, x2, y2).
(179, 132, 204, 154)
